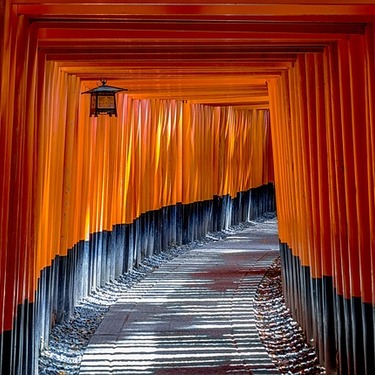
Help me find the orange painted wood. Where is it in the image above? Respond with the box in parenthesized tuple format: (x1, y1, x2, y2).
(32, 70, 273, 298)
(314, 52, 331, 278)
(15, 3, 375, 19)
(305, 53, 322, 278)
(337, 38, 360, 299)
(364, 24, 375, 305)
(2, 0, 375, 344)
(1, 9, 38, 331)
(270, 30, 375, 302)
(348, 34, 372, 303)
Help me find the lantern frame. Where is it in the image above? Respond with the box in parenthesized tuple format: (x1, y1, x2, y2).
(81, 79, 127, 117)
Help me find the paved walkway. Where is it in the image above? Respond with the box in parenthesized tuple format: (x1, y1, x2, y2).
(80, 218, 280, 375)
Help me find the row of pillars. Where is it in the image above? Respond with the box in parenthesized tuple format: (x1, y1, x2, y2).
(1, 183, 275, 375)
(281, 245, 374, 375)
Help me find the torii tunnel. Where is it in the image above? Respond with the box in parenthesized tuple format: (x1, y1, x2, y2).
(1, 1, 375, 374)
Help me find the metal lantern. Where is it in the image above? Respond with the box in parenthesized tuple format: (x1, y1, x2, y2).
(81, 79, 127, 117)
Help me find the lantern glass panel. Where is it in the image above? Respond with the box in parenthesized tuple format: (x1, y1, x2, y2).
(98, 94, 115, 109)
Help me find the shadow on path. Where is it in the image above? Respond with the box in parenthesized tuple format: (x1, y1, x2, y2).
(80, 217, 279, 375)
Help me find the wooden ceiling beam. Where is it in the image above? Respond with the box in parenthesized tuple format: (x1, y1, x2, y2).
(52, 54, 298, 63)
(35, 20, 365, 36)
(52, 59, 294, 67)
(80, 77, 270, 87)
(16, 3, 375, 19)
(12, 0, 375, 4)
(41, 44, 325, 54)
(130, 92, 269, 102)
(13, 0, 374, 108)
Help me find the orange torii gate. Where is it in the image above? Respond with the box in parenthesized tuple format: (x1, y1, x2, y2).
(1, 1, 375, 374)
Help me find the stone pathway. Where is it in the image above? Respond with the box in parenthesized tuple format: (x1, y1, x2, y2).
(80, 218, 280, 374)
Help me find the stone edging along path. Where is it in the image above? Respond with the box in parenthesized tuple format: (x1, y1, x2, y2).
(254, 257, 326, 375)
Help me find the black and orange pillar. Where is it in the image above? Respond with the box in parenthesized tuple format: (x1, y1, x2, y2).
(2, 2, 375, 375)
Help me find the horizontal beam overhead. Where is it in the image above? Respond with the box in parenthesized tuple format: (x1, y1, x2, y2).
(16, 3, 375, 18)
(11, 0, 375, 106)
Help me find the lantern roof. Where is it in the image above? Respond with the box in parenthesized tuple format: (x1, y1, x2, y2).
(81, 80, 128, 95)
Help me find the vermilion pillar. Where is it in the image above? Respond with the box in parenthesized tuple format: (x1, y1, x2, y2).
(269, 26, 375, 374)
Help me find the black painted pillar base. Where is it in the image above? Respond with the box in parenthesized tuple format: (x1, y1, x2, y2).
(280, 243, 375, 375)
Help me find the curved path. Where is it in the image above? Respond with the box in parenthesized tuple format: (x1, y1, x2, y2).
(80, 218, 279, 374)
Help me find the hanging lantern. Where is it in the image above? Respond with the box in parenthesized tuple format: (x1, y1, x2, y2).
(81, 79, 127, 117)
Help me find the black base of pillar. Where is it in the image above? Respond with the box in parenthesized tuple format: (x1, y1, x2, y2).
(280, 243, 375, 375)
